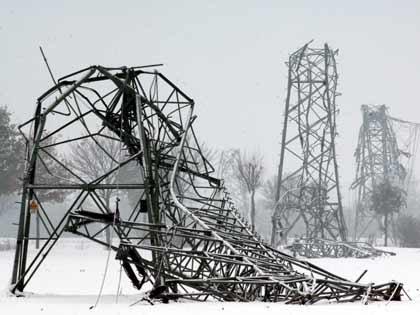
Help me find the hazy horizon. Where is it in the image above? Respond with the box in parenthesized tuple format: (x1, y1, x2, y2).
(2, 0, 420, 206)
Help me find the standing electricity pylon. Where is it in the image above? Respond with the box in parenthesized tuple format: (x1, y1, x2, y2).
(351, 105, 406, 243)
(271, 42, 347, 247)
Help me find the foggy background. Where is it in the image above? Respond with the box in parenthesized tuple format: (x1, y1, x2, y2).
(1, 0, 420, 236)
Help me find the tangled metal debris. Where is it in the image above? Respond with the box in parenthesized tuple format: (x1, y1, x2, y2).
(11, 65, 405, 304)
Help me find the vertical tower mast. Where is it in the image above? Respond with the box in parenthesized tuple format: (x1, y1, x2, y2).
(272, 42, 346, 246)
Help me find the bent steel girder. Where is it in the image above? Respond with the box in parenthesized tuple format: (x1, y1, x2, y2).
(11, 65, 403, 304)
(272, 43, 347, 247)
(351, 105, 405, 241)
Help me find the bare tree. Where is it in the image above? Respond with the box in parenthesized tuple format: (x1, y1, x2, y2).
(33, 135, 70, 203)
(232, 150, 264, 229)
(217, 149, 249, 218)
(174, 139, 218, 197)
(0, 105, 24, 198)
(371, 180, 406, 246)
(68, 130, 123, 243)
(261, 176, 277, 210)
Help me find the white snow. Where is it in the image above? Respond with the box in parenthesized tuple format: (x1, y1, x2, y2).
(1, 239, 419, 315)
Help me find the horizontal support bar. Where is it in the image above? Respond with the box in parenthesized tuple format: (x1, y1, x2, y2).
(26, 184, 146, 190)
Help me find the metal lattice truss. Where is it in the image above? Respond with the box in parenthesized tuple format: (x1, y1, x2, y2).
(286, 238, 395, 259)
(272, 42, 347, 247)
(11, 65, 404, 304)
(351, 105, 406, 240)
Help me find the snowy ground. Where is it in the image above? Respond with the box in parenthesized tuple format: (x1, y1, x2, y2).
(1, 238, 419, 315)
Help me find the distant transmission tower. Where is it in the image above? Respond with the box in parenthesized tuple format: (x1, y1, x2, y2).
(351, 105, 407, 242)
(271, 42, 347, 246)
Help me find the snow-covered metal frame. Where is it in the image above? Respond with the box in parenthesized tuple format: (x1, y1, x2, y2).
(11, 65, 404, 304)
(272, 42, 347, 247)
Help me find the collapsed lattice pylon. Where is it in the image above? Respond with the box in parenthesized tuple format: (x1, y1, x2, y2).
(11, 65, 404, 304)
(351, 105, 413, 242)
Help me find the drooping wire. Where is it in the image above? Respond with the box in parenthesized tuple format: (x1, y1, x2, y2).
(91, 78, 126, 309)
(115, 260, 123, 304)
(90, 216, 116, 309)
(114, 109, 123, 304)
(114, 84, 126, 304)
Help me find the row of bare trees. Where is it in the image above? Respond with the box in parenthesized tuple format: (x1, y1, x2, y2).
(218, 150, 265, 229)
(3, 102, 418, 247)
(67, 135, 270, 240)
(67, 138, 420, 247)
(0, 103, 276, 243)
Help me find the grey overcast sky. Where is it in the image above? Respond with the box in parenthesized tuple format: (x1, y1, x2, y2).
(1, 0, 420, 203)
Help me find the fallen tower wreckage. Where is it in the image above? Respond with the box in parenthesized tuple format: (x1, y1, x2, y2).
(11, 65, 405, 304)
(351, 105, 420, 244)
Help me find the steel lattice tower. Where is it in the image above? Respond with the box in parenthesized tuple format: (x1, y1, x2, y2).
(351, 105, 405, 241)
(10, 65, 402, 304)
(271, 42, 347, 247)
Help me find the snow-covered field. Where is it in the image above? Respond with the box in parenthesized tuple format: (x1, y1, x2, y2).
(1, 238, 419, 315)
